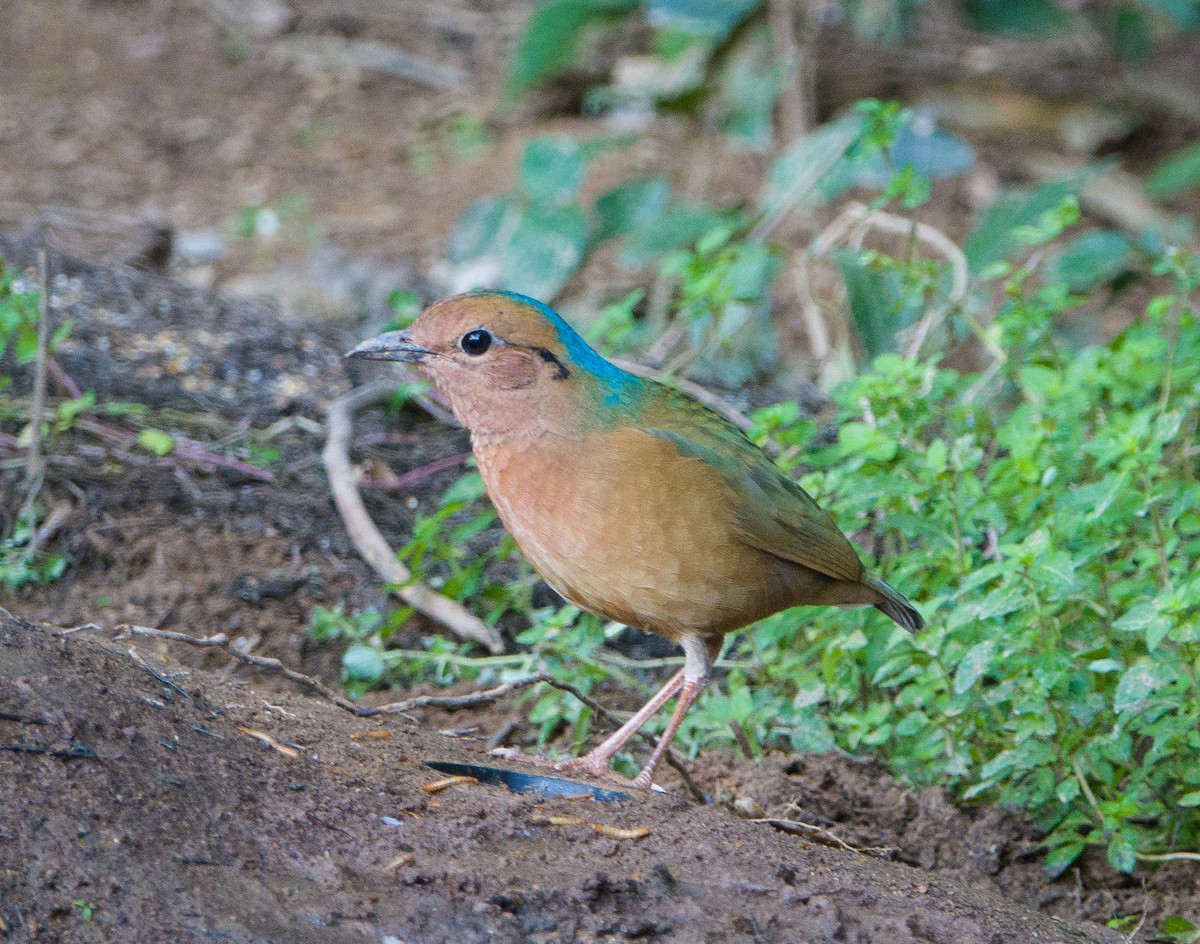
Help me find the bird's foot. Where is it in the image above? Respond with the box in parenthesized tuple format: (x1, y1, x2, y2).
(556, 756, 666, 792)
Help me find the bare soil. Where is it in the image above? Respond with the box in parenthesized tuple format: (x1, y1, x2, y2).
(1, 611, 1123, 944)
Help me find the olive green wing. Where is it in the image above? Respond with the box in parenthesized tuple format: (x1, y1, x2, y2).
(640, 392, 863, 583)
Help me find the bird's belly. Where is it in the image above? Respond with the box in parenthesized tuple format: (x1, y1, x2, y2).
(476, 432, 797, 639)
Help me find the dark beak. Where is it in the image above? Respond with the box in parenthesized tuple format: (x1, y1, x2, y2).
(345, 329, 433, 363)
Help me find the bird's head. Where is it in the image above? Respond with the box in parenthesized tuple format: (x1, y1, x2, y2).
(347, 291, 642, 436)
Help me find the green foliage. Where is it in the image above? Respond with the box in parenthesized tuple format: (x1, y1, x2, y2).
(1044, 230, 1134, 292)
(961, 0, 1071, 36)
(1159, 914, 1200, 943)
(505, 0, 639, 98)
(740, 247, 1200, 876)
(1147, 141, 1200, 200)
(0, 264, 70, 591)
(0, 262, 43, 364)
(1, 507, 68, 591)
(659, 226, 778, 378)
(447, 136, 592, 299)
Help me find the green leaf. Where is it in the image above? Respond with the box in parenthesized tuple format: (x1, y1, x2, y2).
(137, 429, 175, 457)
(440, 471, 488, 507)
(1161, 915, 1200, 940)
(854, 116, 975, 187)
(713, 25, 779, 151)
(1106, 832, 1138, 874)
(834, 250, 921, 358)
(505, 0, 638, 95)
(499, 203, 588, 301)
(342, 644, 385, 684)
(520, 137, 586, 205)
(1142, 0, 1198, 27)
(1178, 791, 1200, 807)
(1147, 141, 1200, 199)
(594, 176, 671, 242)
(964, 169, 1104, 272)
(645, 0, 763, 41)
(1043, 841, 1086, 879)
(1114, 662, 1176, 713)
(955, 640, 997, 695)
(448, 196, 515, 265)
(620, 203, 737, 266)
(1045, 231, 1132, 292)
(1103, 6, 1152, 63)
(962, 0, 1072, 36)
(758, 113, 865, 219)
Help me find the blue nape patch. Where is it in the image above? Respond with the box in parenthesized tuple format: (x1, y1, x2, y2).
(492, 290, 638, 392)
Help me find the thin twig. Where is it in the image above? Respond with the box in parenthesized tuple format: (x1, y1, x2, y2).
(72, 417, 275, 482)
(752, 817, 896, 859)
(1136, 850, 1200, 863)
(364, 451, 469, 492)
(324, 381, 504, 653)
(121, 625, 367, 714)
(127, 647, 191, 698)
(46, 356, 83, 400)
(22, 247, 51, 552)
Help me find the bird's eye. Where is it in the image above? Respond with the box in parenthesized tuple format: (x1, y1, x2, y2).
(460, 329, 492, 356)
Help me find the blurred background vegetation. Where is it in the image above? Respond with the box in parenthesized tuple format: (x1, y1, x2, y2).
(2, 0, 1199, 906)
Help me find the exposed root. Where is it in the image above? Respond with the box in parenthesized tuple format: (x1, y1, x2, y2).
(323, 380, 504, 653)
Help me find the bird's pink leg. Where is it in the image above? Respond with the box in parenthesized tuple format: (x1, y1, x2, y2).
(631, 637, 712, 790)
(555, 669, 685, 779)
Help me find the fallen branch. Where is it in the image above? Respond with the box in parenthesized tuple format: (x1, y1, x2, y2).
(810, 202, 969, 362)
(324, 381, 504, 653)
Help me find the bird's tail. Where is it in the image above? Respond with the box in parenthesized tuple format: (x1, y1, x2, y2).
(865, 575, 924, 633)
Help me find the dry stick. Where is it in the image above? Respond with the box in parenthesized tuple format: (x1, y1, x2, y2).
(769, 0, 810, 144)
(812, 202, 969, 361)
(751, 817, 896, 859)
(324, 380, 504, 653)
(22, 247, 52, 554)
(47, 356, 82, 400)
(365, 451, 470, 492)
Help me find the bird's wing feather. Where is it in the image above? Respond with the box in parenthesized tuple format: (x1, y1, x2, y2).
(638, 392, 863, 583)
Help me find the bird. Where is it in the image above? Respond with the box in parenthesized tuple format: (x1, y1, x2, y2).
(347, 290, 923, 790)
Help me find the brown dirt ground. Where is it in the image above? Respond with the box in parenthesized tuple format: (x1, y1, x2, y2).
(1, 611, 1123, 944)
